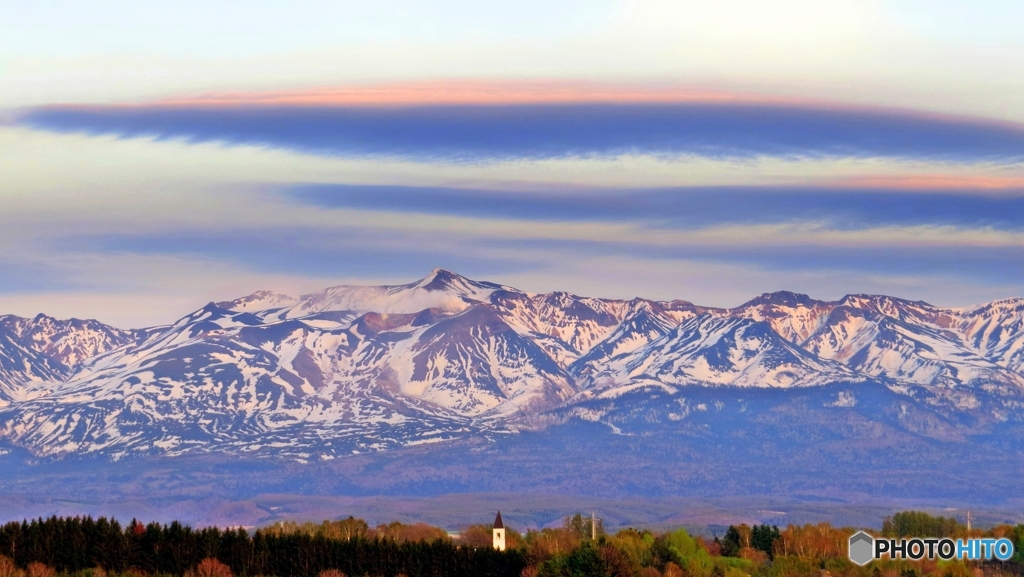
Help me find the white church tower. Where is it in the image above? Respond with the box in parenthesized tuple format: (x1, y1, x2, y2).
(492, 511, 506, 551)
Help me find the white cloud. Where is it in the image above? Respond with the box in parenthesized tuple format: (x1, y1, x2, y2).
(5, 127, 1024, 202)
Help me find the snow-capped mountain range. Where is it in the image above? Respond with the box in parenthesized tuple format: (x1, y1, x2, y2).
(1, 269, 1022, 460)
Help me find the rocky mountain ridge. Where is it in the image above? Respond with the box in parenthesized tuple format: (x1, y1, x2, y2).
(0, 269, 1022, 460)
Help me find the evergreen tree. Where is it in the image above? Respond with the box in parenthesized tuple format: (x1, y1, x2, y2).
(720, 527, 741, 557)
(750, 524, 780, 558)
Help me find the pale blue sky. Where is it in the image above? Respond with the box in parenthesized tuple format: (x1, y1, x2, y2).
(3, 1, 1024, 115)
(0, 1, 1022, 327)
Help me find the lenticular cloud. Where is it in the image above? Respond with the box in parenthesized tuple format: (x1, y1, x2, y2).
(21, 102, 1024, 162)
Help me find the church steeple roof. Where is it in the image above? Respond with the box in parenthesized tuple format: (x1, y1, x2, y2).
(494, 511, 504, 529)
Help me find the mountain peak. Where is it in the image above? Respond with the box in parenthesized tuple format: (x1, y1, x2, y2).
(414, 268, 506, 294)
(839, 294, 935, 308)
(218, 290, 299, 312)
(416, 268, 467, 289)
(738, 291, 825, 309)
(837, 294, 946, 324)
(961, 296, 1024, 315)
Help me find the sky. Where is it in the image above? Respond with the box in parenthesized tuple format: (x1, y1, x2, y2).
(1, 1, 1024, 328)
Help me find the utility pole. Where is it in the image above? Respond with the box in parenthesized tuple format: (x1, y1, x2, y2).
(967, 511, 972, 535)
(592, 511, 596, 541)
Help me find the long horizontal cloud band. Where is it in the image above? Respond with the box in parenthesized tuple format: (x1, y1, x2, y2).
(69, 229, 1024, 287)
(20, 103, 1024, 161)
(289, 184, 1024, 229)
(494, 239, 1024, 282)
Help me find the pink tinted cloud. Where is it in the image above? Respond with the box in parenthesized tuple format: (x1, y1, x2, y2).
(151, 80, 809, 108)
(836, 175, 1024, 192)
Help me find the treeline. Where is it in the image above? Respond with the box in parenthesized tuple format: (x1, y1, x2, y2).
(0, 517, 522, 577)
(1, 511, 1023, 577)
(261, 518, 450, 544)
(881, 512, 963, 539)
(520, 513, 1024, 577)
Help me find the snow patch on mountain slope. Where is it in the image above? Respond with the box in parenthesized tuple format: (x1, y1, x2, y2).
(805, 305, 1024, 392)
(582, 315, 862, 397)
(728, 291, 836, 345)
(0, 314, 140, 404)
(569, 299, 690, 383)
(958, 297, 1024, 374)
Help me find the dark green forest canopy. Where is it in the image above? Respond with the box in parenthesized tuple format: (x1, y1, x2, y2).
(0, 516, 523, 577)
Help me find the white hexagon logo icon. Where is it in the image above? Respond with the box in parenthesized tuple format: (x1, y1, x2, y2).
(849, 531, 874, 566)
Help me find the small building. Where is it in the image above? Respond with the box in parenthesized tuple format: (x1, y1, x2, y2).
(493, 511, 506, 551)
